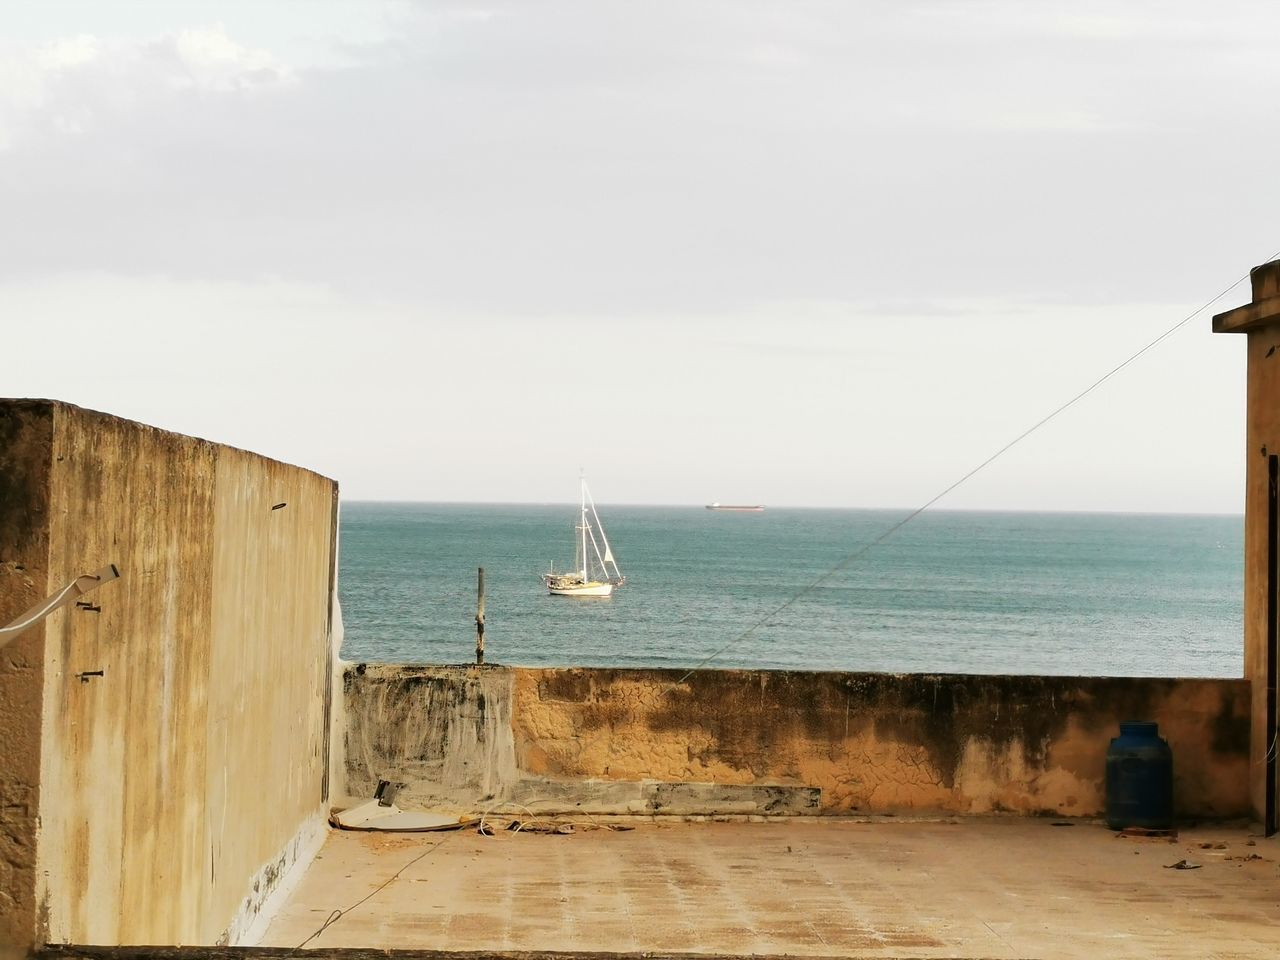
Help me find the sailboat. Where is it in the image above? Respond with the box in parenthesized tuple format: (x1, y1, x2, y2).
(543, 478, 625, 597)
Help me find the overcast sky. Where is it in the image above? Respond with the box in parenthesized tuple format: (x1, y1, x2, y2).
(3, 1, 1277, 510)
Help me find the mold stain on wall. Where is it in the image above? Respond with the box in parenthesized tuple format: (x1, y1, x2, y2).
(345, 664, 1251, 819)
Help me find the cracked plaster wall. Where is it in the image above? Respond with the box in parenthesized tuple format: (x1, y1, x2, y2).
(515, 669, 1250, 816)
(346, 664, 1250, 819)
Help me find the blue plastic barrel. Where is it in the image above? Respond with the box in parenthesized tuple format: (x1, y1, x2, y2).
(1105, 720, 1173, 830)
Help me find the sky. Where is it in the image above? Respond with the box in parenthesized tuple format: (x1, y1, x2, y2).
(2, 1, 1277, 511)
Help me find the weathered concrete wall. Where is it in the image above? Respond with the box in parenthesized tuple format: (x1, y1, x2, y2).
(0, 401, 339, 949)
(1213, 261, 1280, 821)
(345, 664, 1250, 819)
(343, 664, 517, 810)
(202, 446, 336, 945)
(0, 403, 54, 952)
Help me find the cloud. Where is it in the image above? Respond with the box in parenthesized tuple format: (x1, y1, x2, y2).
(39, 34, 101, 71)
(0, 24, 293, 150)
(0, 2, 1277, 315)
(168, 24, 296, 91)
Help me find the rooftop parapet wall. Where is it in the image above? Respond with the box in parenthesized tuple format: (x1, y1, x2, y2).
(345, 664, 1250, 819)
(0, 400, 340, 950)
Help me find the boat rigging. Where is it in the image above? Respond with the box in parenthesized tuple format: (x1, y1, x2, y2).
(543, 477, 625, 597)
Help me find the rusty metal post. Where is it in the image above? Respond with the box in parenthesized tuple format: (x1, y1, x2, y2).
(475, 566, 486, 665)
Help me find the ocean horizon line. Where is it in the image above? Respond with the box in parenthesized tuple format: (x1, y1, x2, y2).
(339, 499, 1244, 519)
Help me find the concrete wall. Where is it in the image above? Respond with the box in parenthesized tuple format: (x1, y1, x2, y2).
(345, 664, 1250, 820)
(1213, 260, 1280, 821)
(0, 404, 54, 954)
(0, 401, 339, 950)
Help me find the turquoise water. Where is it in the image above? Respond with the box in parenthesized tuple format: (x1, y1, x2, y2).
(337, 504, 1244, 678)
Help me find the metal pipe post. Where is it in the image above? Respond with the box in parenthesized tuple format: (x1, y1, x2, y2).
(475, 566, 486, 665)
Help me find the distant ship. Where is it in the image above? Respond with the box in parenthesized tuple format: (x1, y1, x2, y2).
(706, 503, 764, 512)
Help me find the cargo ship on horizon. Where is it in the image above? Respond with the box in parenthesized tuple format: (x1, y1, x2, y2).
(705, 502, 765, 512)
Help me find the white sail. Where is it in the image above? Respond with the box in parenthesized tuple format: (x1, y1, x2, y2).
(582, 479, 624, 584)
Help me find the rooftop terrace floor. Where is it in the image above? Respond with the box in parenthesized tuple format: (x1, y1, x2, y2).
(260, 818, 1280, 959)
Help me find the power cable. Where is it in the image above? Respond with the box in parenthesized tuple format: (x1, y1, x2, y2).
(675, 252, 1280, 684)
(291, 831, 459, 950)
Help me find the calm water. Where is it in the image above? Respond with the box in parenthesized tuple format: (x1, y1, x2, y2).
(337, 504, 1244, 678)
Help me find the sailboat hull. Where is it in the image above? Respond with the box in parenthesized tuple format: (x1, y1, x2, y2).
(546, 580, 613, 597)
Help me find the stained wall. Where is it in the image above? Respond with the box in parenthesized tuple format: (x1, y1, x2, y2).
(1213, 260, 1280, 821)
(0, 401, 339, 949)
(345, 664, 1250, 819)
(0, 403, 54, 953)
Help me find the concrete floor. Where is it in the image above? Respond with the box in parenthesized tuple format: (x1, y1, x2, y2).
(260, 818, 1280, 959)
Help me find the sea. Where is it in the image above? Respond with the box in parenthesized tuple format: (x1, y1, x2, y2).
(337, 503, 1244, 679)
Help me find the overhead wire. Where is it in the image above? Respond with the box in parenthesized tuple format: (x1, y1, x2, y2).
(289, 255, 1280, 947)
(291, 795, 626, 947)
(291, 831, 459, 950)
(675, 251, 1280, 684)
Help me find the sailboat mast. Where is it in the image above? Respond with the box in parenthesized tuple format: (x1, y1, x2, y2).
(580, 476, 588, 579)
